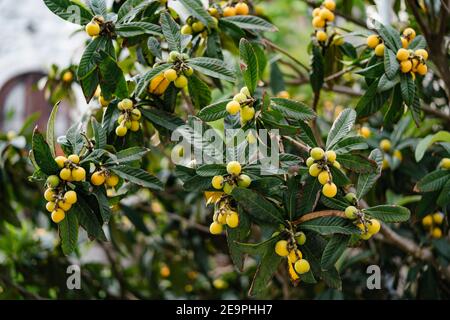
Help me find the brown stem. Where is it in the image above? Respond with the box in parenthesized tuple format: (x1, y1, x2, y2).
(292, 210, 345, 225)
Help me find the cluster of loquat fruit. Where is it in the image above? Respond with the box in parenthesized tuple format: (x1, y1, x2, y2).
(396, 44, 428, 78)
(274, 232, 310, 276)
(422, 212, 445, 239)
(85, 16, 104, 38)
(311, 0, 339, 44)
(149, 51, 192, 95)
(379, 139, 402, 170)
(211, 161, 251, 195)
(43, 154, 85, 223)
(181, 16, 209, 36)
(90, 169, 120, 189)
(226, 86, 255, 125)
(219, 1, 250, 17)
(306, 147, 340, 198)
(209, 199, 240, 235)
(343, 195, 381, 240)
(115, 99, 142, 137)
(366, 34, 385, 57)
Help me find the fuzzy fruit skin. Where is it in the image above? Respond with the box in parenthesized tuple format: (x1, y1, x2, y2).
(59, 168, 72, 181)
(226, 212, 239, 228)
(400, 37, 408, 48)
(416, 64, 427, 76)
(235, 2, 249, 15)
(68, 154, 80, 164)
(296, 232, 306, 245)
(211, 175, 224, 190)
(294, 259, 310, 274)
(223, 182, 235, 195)
(181, 25, 192, 35)
(209, 221, 223, 234)
(325, 150, 336, 163)
(64, 191, 77, 204)
(275, 240, 289, 257)
(46, 175, 60, 188)
(226, 100, 241, 115)
(433, 212, 444, 225)
(324, 0, 336, 11)
(359, 127, 371, 138)
(233, 92, 247, 103)
(86, 22, 100, 37)
(415, 49, 428, 60)
(106, 174, 119, 187)
(240, 86, 251, 97)
(344, 192, 357, 203)
(44, 188, 56, 202)
(396, 48, 410, 61)
(319, 8, 334, 21)
(316, 30, 327, 42)
(422, 215, 433, 227)
(345, 206, 358, 219)
(116, 125, 128, 137)
(130, 121, 140, 132)
(432, 227, 442, 239)
(308, 163, 322, 177)
(379, 139, 391, 152)
(46, 202, 56, 212)
(227, 161, 242, 175)
(71, 167, 86, 182)
(223, 6, 236, 17)
(164, 69, 178, 82)
(312, 16, 325, 28)
(51, 209, 65, 223)
(400, 60, 412, 73)
(318, 171, 330, 185)
(237, 174, 252, 188)
(367, 219, 381, 234)
(306, 157, 315, 167)
(91, 171, 106, 186)
(310, 147, 325, 160)
(55, 156, 67, 168)
(367, 35, 380, 48)
(440, 158, 450, 169)
(403, 28, 416, 40)
(59, 200, 72, 212)
(374, 43, 385, 56)
(312, 8, 320, 16)
(322, 182, 337, 198)
(288, 249, 302, 262)
(174, 75, 188, 88)
(240, 106, 255, 121)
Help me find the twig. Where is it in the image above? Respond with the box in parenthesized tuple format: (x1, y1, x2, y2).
(282, 136, 311, 153)
(262, 39, 310, 73)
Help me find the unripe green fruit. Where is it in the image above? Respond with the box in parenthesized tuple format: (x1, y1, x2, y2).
(184, 66, 194, 76)
(296, 232, 306, 245)
(310, 147, 325, 160)
(240, 86, 251, 97)
(174, 75, 188, 88)
(344, 192, 357, 203)
(168, 51, 180, 62)
(131, 109, 142, 121)
(237, 174, 252, 188)
(294, 259, 310, 274)
(306, 157, 315, 167)
(181, 25, 192, 35)
(344, 206, 358, 219)
(46, 175, 60, 188)
(223, 182, 235, 195)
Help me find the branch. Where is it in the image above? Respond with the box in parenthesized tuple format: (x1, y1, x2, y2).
(262, 39, 310, 73)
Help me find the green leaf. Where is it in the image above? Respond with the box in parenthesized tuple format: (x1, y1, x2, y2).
(78, 36, 108, 80)
(178, 0, 215, 28)
(89, 0, 107, 16)
(91, 117, 107, 150)
(231, 188, 285, 224)
(80, 69, 100, 103)
(332, 136, 368, 154)
(248, 247, 283, 296)
(320, 196, 348, 211)
(141, 107, 184, 131)
(355, 79, 391, 117)
(121, 205, 150, 235)
(98, 51, 129, 100)
(285, 176, 301, 220)
(299, 216, 359, 235)
(197, 99, 231, 122)
(269, 61, 285, 94)
(46, 102, 60, 158)
(355, 62, 384, 78)
(338, 42, 357, 58)
(227, 205, 251, 271)
(75, 200, 107, 241)
(326, 108, 356, 149)
(110, 165, 164, 190)
(222, 15, 277, 32)
(134, 63, 171, 97)
(321, 235, 349, 271)
(337, 153, 377, 173)
(295, 176, 321, 218)
(384, 48, 399, 79)
(43, 0, 93, 25)
(270, 98, 316, 121)
(115, 22, 162, 37)
(437, 179, 450, 206)
(362, 205, 410, 223)
(239, 38, 259, 95)
(377, 73, 399, 92)
(297, 121, 318, 147)
(196, 164, 227, 177)
(329, 166, 351, 186)
(32, 129, 60, 175)
(415, 170, 450, 192)
(188, 57, 235, 82)
(400, 73, 415, 106)
(160, 11, 181, 52)
(102, 100, 120, 134)
(106, 147, 149, 165)
(376, 24, 401, 51)
(310, 45, 324, 94)
(91, 188, 112, 224)
(415, 131, 450, 162)
(408, 35, 427, 50)
(187, 74, 212, 109)
(59, 211, 79, 255)
(147, 37, 162, 59)
(356, 149, 383, 199)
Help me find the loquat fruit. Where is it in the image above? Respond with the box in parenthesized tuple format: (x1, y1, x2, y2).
(322, 182, 337, 198)
(211, 175, 224, 189)
(227, 161, 242, 175)
(275, 240, 289, 257)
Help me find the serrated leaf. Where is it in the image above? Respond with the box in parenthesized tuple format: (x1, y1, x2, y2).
(363, 205, 410, 223)
(59, 211, 79, 255)
(98, 51, 129, 100)
(400, 73, 415, 106)
(337, 153, 377, 173)
(299, 216, 359, 235)
(249, 247, 283, 296)
(227, 205, 251, 271)
(321, 235, 349, 270)
(355, 79, 391, 117)
(332, 136, 368, 154)
(378, 73, 399, 92)
(196, 164, 227, 177)
(271, 98, 316, 121)
(160, 11, 181, 52)
(187, 74, 212, 109)
(326, 108, 356, 149)
(415, 131, 450, 162)
(75, 200, 107, 241)
(415, 170, 450, 192)
(43, 0, 93, 25)
(91, 117, 107, 150)
(115, 22, 162, 37)
(32, 129, 60, 175)
(296, 176, 321, 218)
(356, 149, 383, 199)
(384, 49, 399, 79)
(46, 102, 60, 158)
(110, 165, 164, 190)
(408, 35, 427, 50)
(178, 0, 215, 28)
(197, 99, 231, 122)
(141, 107, 184, 131)
(239, 38, 259, 94)
(133, 63, 171, 97)
(310, 45, 324, 94)
(188, 57, 235, 82)
(222, 15, 277, 32)
(88, 0, 107, 16)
